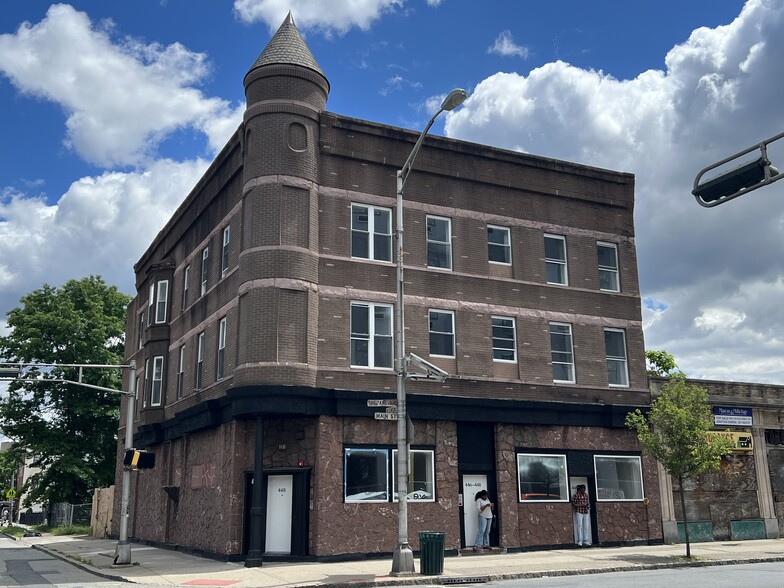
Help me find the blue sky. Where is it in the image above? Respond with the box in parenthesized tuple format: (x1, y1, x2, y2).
(2, 0, 784, 384)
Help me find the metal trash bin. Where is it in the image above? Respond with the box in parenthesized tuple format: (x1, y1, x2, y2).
(418, 530, 445, 575)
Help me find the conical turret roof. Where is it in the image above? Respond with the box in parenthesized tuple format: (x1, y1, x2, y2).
(247, 12, 325, 78)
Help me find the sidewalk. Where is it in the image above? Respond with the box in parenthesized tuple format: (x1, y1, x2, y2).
(8, 532, 784, 587)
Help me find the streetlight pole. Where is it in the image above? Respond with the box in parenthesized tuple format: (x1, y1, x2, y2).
(391, 88, 467, 576)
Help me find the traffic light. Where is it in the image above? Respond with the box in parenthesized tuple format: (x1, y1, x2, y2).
(693, 158, 779, 204)
(123, 448, 155, 469)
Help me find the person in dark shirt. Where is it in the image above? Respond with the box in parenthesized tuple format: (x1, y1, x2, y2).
(571, 484, 590, 546)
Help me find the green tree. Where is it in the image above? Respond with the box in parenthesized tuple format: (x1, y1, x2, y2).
(0, 276, 131, 505)
(645, 349, 682, 377)
(626, 376, 734, 557)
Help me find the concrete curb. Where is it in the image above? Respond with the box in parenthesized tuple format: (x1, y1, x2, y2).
(30, 543, 133, 584)
(312, 555, 784, 588)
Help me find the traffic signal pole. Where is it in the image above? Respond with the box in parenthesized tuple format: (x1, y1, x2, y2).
(0, 360, 137, 565)
(115, 361, 135, 565)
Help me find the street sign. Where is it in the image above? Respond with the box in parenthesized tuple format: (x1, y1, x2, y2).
(367, 399, 397, 407)
(374, 411, 398, 420)
(5, 488, 17, 499)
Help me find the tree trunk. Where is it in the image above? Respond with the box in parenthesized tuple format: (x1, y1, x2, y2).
(678, 474, 691, 558)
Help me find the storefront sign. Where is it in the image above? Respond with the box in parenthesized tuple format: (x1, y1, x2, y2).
(707, 430, 753, 451)
(713, 406, 753, 427)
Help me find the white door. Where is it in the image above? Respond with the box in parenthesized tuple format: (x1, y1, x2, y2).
(265, 475, 293, 554)
(462, 475, 487, 548)
(570, 476, 593, 545)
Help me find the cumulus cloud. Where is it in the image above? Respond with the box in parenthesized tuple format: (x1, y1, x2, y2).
(0, 5, 235, 315)
(488, 30, 529, 59)
(447, 0, 784, 382)
(0, 4, 241, 167)
(234, 0, 404, 35)
(0, 159, 209, 316)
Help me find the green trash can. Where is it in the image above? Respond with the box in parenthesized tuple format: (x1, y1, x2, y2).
(418, 530, 445, 575)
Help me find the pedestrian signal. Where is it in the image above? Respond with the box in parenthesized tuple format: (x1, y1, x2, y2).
(123, 449, 155, 469)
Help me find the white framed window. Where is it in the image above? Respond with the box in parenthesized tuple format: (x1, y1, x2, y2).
(392, 449, 436, 502)
(544, 234, 568, 285)
(597, 242, 620, 292)
(147, 283, 155, 326)
(221, 226, 231, 278)
(429, 310, 455, 357)
(351, 204, 392, 262)
(138, 315, 144, 350)
(492, 316, 516, 362)
(350, 302, 393, 369)
(517, 453, 569, 502)
(344, 447, 435, 503)
(151, 355, 164, 406)
(134, 375, 141, 420)
(550, 322, 575, 383)
(488, 225, 511, 265)
(155, 280, 169, 324)
(217, 317, 227, 380)
(200, 247, 209, 296)
(605, 328, 629, 387)
(427, 215, 452, 270)
(594, 455, 644, 501)
(143, 359, 149, 408)
(177, 345, 185, 399)
(181, 265, 190, 311)
(195, 332, 205, 390)
(344, 448, 389, 502)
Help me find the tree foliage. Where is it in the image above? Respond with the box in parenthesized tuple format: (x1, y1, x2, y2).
(0, 276, 131, 505)
(645, 349, 682, 377)
(626, 375, 734, 557)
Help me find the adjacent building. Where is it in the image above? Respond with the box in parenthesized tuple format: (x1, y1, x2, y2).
(114, 14, 660, 561)
(652, 376, 784, 543)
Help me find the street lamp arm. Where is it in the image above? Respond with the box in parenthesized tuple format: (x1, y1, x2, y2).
(399, 110, 442, 191)
(398, 88, 467, 191)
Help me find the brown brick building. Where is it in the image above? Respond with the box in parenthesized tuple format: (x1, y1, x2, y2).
(114, 14, 661, 561)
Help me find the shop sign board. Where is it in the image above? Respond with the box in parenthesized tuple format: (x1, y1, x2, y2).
(713, 406, 752, 427)
(707, 430, 753, 451)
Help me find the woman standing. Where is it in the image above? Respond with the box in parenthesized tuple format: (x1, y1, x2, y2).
(473, 489, 494, 551)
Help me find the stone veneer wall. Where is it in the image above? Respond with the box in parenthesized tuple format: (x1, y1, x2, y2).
(496, 423, 662, 548)
(310, 415, 460, 556)
(119, 421, 251, 556)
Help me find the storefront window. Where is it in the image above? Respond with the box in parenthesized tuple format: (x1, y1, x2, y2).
(344, 448, 389, 502)
(392, 449, 435, 502)
(594, 455, 644, 500)
(517, 453, 569, 501)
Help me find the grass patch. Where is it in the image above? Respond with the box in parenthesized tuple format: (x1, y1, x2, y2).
(34, 524, 92, 536)
(66, 554, 94, 566)
(1, 525, 26, 537)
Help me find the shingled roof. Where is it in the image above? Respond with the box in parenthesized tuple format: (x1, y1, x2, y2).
(247, 12, 326, 79)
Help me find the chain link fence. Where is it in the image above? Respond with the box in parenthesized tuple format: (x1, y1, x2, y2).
(49, 502, 91, 527)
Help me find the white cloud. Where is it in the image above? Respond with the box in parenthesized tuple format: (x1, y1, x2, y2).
(234, 0, 404, 35)
(0, 4, 241, 167)
(487, 30, 529, 59)
(446, 0, 784, 383)
(0, 159, 209, 315)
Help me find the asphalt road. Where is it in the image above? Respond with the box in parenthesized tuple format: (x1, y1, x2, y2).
(0, 534, 128, 587)
(486, 561, 784, 588)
